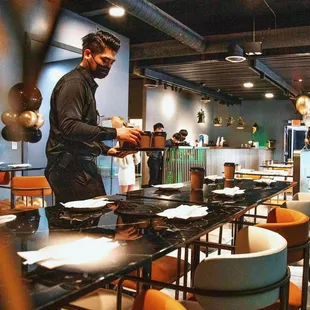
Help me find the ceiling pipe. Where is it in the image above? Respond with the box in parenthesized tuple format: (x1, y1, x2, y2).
(105, 0, 206, 53)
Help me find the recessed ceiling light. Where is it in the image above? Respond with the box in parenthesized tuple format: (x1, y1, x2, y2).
(265, 93, 274, 99)
(225, 55, 246, 63)
(109, 6, 125, 17)
(244, 82, 254, 88)
(299, 79, 303, 82)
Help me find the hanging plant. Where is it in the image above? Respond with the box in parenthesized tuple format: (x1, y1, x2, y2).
(197, 109, 205, 123)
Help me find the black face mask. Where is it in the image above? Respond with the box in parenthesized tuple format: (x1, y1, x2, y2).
(90, 55, 110, 79)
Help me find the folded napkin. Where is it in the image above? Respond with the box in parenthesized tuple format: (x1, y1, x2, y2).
(7, 163, 32, 168)
(60, 197, 113, 209)
(153, 183, 184, 189)
(205, 175, 223, 181)
(0, 215, 16, 224)
(157, 205, 208, 219)
(238, 169, 255, 173)
(213, 187, 245, 197)
(254, 178, 276, 185)
(18, 237, 119, 269)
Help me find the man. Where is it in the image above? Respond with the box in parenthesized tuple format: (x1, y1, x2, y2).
(147, 123, 164, 186)
(178, 129, 190, 146)
(45, 30, 142, 203)
(165, 132, 181, 148)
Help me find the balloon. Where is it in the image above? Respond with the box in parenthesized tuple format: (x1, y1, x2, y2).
(1, 125, 23, 141)
(19, 110, 38, 128)
(296, 95, 310, 115)
(303, 113, 310, 127)
(1, 126, 9, 141)
(1, 110, 18, 126)
(35, 113, 44, 128)
(24, 128, 42, 143)
(8, 83, 42, 112)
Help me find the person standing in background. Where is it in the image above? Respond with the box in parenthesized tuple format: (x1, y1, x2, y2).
(147, 123, 164, 186)
(115, 152, 140, 193)
(165, 132, 182, 147)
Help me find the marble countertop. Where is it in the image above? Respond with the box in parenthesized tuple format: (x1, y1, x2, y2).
(1, 179, 294, 309)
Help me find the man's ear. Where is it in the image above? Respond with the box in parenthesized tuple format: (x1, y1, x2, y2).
(83, 48, 92, 60)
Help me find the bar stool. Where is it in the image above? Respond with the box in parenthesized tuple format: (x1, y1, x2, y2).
(0, 172, 11, 185)
(256, 207, 309, 310)
(11, 176, 53, 208)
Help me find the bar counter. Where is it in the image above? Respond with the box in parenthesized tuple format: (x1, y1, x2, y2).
(0, 179, 293, 309)
(162, 147, 273, 183)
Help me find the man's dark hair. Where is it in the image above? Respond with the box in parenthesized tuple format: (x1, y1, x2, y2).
(179, 129, 188, 137)
(82, 30, 121, 55)
(153, 123, 164, 131)
(173, 133, 182, 140)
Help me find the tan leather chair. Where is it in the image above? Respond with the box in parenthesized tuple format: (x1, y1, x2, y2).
(293, 192, 310, 201)
(256, 207, 309, 310)
(11, 176, 52, 207)
(181, 226, 289, 310)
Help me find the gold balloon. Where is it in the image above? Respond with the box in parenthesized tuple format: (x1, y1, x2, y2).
(19, 110, 38, 128)
(1, 109, 18, 126)
(296, 95, 310, 115)
(35, 113, 44, 128)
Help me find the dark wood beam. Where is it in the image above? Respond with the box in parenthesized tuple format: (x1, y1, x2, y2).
(248, 59, 299, 97)
(135, 67, 241, 105)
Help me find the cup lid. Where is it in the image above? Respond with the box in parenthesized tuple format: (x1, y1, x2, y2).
(142, 131, 152, 135)
(224, 162, 235, 166)
(190, 167, 205, 171)
(153, 131, 167, 136)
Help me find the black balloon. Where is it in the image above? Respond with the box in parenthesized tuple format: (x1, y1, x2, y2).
(1, 125, 23, 142)
(24, 128, 42, 143)
(8, 83, 42, 112)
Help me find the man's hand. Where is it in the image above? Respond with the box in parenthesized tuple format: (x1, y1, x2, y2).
(107, 147, 135, 158)
(116, 127, 143, 145)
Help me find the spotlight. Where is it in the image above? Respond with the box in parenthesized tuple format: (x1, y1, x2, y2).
(164, 83, 167, 90)
(243, 82, 254, 88)
(109, 6, 125, 17)
(178, 88, 182, 93)
(265, 93, 274, 99)
(225, 44, 246, 63)
(171, 85, 175, 91)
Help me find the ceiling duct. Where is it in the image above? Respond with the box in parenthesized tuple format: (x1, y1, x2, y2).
(106, 0, 206, 53)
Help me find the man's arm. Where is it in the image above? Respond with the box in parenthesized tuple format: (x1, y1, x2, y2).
(56, 80, 117, 142)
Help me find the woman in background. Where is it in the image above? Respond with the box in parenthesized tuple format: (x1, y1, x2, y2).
(115, 153, 140, 193)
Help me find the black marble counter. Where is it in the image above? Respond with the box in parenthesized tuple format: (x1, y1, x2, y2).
(0, 179, 294, 309)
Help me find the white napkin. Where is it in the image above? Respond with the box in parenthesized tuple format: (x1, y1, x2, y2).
(7, 163, 32, 168)
(60, 197, 113, 209)
(18, 237, 119, 269)
(0, 215, 16, 224)
(213, 187, 245, 197)
(205, 175, 223, 181)
(157, 205, 208, 219)
(153, 183, 184, 190)
(238, 169, 255, 173)
(254, 178, 276, 185)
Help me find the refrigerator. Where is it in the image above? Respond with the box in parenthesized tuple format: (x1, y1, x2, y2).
(284, 125, 307, 161)
(299, 150, 310, 192)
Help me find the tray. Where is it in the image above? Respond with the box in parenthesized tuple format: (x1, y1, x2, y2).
(117, 147, 165, 151)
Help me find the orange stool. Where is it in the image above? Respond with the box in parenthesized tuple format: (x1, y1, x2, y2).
(0, 172, 11, 185)
(11, 176, 53, 208)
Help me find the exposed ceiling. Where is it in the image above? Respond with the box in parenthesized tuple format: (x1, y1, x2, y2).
(63, 0, 310, 101)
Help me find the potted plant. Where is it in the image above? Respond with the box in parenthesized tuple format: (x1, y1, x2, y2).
(197, 109, 205, 123)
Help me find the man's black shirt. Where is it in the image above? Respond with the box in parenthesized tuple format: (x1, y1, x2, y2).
(46, 66, 116, 164)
